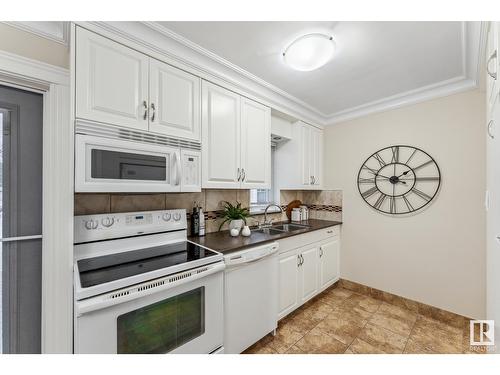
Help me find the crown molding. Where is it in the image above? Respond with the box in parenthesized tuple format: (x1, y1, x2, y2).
(142, 22, 323, 117)
(327, 76, 477, 124)
(325, 21, 484, 125)
(73, 21, 484, 127)
(3, 21, 70, 46)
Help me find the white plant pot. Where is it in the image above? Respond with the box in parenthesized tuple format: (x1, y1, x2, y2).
(229, 219, 244, 231)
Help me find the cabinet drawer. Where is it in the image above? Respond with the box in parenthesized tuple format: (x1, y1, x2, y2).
(278, 225, 340, 254)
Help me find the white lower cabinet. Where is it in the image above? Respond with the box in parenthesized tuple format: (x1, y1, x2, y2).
(319, 239, 340, 289)
(278, 230, 340, 319)
(299, 246, 319, 303)
(278, 250, 300, 318)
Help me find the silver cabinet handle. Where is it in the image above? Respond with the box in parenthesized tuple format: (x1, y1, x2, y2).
(310, 176, 313, 185)
(300, 254, 304, 265)
(297, 254, 301, 267)
(237, 168, 241, 181)
(488, 120, 495, 139)
(242, 168, 246, 182)
(327, 230, 334, 234)
(319, 247, 323, 258)
(142, 100, 148, 120)
(487, 50, 497, 80)
(150, 103, 156, 122)
(312, 176, 316, 184)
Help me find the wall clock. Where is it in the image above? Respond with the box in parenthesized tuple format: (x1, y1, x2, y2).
(357, 145, 441, 215)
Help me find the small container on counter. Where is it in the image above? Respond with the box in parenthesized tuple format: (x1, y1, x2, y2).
(199, 207, 205, 236)
(291, 208, 302, 222)
(300, 205, 309, 221)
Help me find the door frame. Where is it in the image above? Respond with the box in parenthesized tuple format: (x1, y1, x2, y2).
(0, 49, 72, 353)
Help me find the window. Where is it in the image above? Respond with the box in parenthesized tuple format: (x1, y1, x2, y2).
(250, 147, 275, 213)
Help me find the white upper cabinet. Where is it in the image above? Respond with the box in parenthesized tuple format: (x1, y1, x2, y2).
(76, 28, 149, 131)
(201, 81, 271, 189)
(240, 98, 271, 189)
(76, 27, 201, 142)
(202, 81, 241, 188)
(310, 126, 323, 187)
(149, 60, 201, 141)
(275, 120, 324, 190)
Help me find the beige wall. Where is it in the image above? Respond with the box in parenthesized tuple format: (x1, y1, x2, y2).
(324, 89, 486, 319)
(0, 23, 69, 68)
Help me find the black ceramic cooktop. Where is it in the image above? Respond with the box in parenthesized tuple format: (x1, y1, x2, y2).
(77, 242, 217, 288)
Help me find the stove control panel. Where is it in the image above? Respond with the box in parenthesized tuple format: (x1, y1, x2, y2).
(74, 209, 187, 244)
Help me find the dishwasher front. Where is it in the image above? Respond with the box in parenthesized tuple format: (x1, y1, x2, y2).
(223, 242, 279, 354)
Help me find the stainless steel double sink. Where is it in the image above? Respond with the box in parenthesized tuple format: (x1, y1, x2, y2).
(253, 223, 310, 235)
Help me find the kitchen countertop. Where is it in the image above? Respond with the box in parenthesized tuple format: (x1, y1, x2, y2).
(188, 219, 342, 254)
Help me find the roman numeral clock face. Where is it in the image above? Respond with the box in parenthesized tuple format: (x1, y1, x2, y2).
(357, 146, 441, 215)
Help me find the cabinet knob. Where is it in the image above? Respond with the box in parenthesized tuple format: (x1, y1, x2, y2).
(488, 120, 495, 139)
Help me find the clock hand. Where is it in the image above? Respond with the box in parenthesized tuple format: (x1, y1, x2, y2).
(397, 170, 411, 178)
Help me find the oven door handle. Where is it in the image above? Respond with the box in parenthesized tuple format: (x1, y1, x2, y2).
(75, 262, 225, 316)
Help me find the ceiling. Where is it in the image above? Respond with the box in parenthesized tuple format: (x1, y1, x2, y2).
(159, 21, 477, 123)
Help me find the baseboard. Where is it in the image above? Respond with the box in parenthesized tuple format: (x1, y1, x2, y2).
(338, 278, 470, 330)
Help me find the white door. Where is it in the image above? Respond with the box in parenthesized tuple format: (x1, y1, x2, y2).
(75, 27, 149, 131)
(278, 250, 299, 319)
(299, 246, 319, 303)
(487, 28, 500, 350)
(319, 239, 340, 290)
(149, 60, 201, 141)
(201, 81, 241, 189)
(300, 123, 311, 186)
(240, 98, 271, 189)
(310, 127, 323, 187)
(487, 22, 499, 114)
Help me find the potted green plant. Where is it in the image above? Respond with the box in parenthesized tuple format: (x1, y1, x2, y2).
(218, 201, 250, 231)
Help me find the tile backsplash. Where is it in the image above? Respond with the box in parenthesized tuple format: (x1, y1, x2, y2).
(75, 189, 342, 234)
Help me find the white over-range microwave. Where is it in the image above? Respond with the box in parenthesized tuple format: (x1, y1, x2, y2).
(75, 123, 201, 193)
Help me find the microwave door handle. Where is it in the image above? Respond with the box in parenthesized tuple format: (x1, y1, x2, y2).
(174, 151, 181, 186)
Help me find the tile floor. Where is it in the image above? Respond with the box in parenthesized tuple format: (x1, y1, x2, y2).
(244, 284, 484, 354)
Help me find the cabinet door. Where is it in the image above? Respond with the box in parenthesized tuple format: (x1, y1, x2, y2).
(76, 27, 149, 131)
(310, 127, 323, 187)
(319, 239, 340, 290)
(299, 246, 319, 303)
(149, 60, 201, 141)
(201, 81, 241, 188)
(240, 98, 271, 189)
(278, 250, 300, 319)
(300, 124, 311, 185)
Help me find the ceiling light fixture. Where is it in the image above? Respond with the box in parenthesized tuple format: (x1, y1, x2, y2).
(283, 33, 335, 72)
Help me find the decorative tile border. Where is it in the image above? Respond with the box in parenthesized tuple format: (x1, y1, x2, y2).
(307, 204, 342, 212)
(338, 279, 470, 329)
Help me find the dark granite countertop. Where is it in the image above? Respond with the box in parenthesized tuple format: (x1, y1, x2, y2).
(188, 219, 342, 254)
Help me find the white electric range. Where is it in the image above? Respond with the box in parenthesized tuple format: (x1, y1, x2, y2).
(73, 209, 224, 354)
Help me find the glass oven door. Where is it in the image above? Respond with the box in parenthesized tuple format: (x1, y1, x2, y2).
(74, 263, 224, 354)
(75, 134, 181, 193)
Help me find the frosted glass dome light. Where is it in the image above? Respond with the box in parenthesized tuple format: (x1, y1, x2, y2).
(283, 33, 335, 71)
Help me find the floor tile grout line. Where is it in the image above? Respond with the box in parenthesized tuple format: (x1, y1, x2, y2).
(401, 314, 418, 354)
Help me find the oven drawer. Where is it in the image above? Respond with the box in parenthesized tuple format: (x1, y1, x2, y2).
(74, 263, 224, 354)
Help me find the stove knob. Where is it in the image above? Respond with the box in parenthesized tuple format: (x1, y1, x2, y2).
(173, 212, 181, 221)
(162, 213, 171, 222)
(84, 220, 93, 230)
(102, 217, 114, 227)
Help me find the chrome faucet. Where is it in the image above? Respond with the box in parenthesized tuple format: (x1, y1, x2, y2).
(260, 204, 283, 228)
